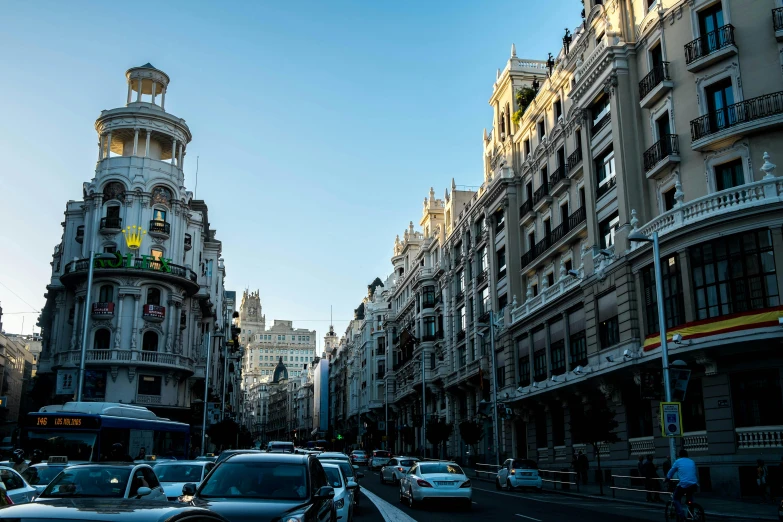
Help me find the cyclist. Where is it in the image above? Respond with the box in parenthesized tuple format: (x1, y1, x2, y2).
(666, 449, 698, 520)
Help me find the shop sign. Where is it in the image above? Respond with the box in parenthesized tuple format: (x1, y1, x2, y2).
(94, 252, 172, 273)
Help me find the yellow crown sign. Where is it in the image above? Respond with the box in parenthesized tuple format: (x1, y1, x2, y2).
(122, 225, 147, 250)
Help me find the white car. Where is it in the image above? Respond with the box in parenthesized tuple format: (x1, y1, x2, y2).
(379, 456, 419, 484)
(152, 460, 215, 501)
(0, 466, 38, 504)
(369, 450, 391, 471)
(399, 461, 471, 509)
(496, 458, 543, 491)
(37, 463, 166, 501)
(321, 462, 356, 522)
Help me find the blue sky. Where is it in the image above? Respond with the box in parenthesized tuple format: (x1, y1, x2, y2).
(0, 0, 581, 344)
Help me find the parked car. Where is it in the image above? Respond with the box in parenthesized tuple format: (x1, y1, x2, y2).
(321, 462, 356, 522)
(399, 461, 471, 509)
(180, 453, 335, 522)
(152, 460, 215, 500)
(349, 450, 368, 467)
(0, 498, 230, 521)
(379, 456, 419, 485)
(318, 458, 364, 507)
(496, 458, 542, 491)
(266, 441, 295, 453)
(37, 463, 166, 501)
(0, 466, 38, 504)
(214, 449, 261, 465)
(369, 450, 391, 471)
(23, 460, 74, 494)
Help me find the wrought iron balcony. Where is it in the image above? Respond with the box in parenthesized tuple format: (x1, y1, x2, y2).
(91, 302, 115, 319)
(643, 134, 680, 175)
(592, 111, 611, 135)
(476, 270, 488, 285)
(596, 176, 617, 200)
(455, 290, 465, 302)
(148, 219, 171, 237)
(478, 310, 490, 324)
(76, 225, 84, 244)
(532, 183, 550, 205)
(519, 199, 534, 224)
(100, 216, 123, 231)
(684, 25, 736, 70)
(690, 91, 783, 144)
(62, 257, 198, 293)
(639, 62, 670, 100)
(549, 166, 568, 196)
(520, 206, 586, 269)
(566, 148, 582, 171)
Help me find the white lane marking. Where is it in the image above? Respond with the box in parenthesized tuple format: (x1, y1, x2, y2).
(362, 487, 418, 522)
(473, 486, 559, 504)
(515, 515, 542, 522)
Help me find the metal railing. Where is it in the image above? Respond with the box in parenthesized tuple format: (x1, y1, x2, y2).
(685, 24, 735, 64)
(596, 175, 616, 199)
(539, 469, 579, 492)
(474, 463, 501, 479)
(520, 206, 586, 268)
(533, 182, 550, 205)
(690, 90, 783, 141)
(550, 165, 567, 187)
(592, 111, 611, 134)
(63, 257, 198, 283)
(566, 147, 582, 171)
(610, 474, 676, 499)
(100, 216, 123, 230)
(149, 219, 171, 235)
(638, 62, 670, 100)
(519, 199, 533, 217)
(775, 7, 783, 31)
(643, 134, 679, 172)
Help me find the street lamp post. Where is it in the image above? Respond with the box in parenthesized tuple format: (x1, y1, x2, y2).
(478, 311, 502, 467)
(629, 230, 677, 465)
(76, 251, 116, 402)
(421, 350, 426, 458)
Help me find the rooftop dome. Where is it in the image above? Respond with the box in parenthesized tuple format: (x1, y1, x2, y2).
(272, 357, 288, 383)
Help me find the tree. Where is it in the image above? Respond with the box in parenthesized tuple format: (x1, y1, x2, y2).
(459, 420, 484, 465)
(512, 86, 538, 125)
(426, 418, 454, 459)
(570, 394, 621, 495)
(207, 418, 241, 450)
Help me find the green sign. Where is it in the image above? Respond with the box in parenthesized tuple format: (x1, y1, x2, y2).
(336, 434, 343, 440)
(94, 252, 172, 273)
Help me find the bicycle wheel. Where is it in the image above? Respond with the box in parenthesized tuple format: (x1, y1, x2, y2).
(688, 503, 705, 522)
(664, 501, 677, 521)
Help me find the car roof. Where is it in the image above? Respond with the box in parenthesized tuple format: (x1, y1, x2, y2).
(221, 452, 308, 464)
(317, 452, 349, 458)
(0, 498, 229, 521)
(392, 456, 419, 460)
(153, 459, 210, 466)
(69, 462, 145, 468)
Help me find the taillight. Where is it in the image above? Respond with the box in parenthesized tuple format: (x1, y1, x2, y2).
(510, 469, 515, 475)
(460, 480, 471, 488)
(417, 479, 433, 488)
(398, 467, 404, 472)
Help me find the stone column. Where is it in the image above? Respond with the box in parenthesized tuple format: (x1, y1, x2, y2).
(178, 144, 183, 166)
(131, 295, 140, 350)
(161, 87, 166, 110)
(578, 112, 598, 274)
(145, 129, 151, 157)
(98, 134, 104, 161)
(70, 297, 81, 351)
(114, 294, 124, 349)
(677, 250, 696, 324)
(132, 129, 139, 156)
(151, 81, 157, 104)
(166, 298, 176, 353)
(528, 330, 534, 384)
(545, 321, 552, 380)
(563, 310, 571, 373)
(105, 131, 112, 159)
(136, 78, 142, 102)
(171, 139, 177, 165)
(127, 82, 132, 104)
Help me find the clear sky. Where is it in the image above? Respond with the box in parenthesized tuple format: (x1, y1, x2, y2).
(0, 0, 581, 344)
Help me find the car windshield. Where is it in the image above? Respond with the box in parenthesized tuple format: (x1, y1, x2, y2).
(199, 461, 308, 500)
(0, 469, 26, 491)
(155, 464, 204, 483)
(23, 466, 63, 486)
(24, 430, 96, 461)
(399, 459, 417, 467)
(321, 460, 354, 479)
(322, 466, 343, 488)
(417, 463, 464, 475)
(41, 467, 131, 498)
(512, 459, 538, 470)
(373, 451, 390, 458)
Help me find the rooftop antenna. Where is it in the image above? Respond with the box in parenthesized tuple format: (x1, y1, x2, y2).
(194, 156, 199, 198)
(330, 305, 333, 328)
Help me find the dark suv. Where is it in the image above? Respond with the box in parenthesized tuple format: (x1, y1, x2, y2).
(182, 453, 335, 522)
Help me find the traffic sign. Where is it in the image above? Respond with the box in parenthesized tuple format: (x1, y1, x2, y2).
(660, 402, 682, 437)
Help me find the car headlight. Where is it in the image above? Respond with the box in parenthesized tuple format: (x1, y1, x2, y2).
(335, 498, 345, 509)
(284, 516, 305, 522)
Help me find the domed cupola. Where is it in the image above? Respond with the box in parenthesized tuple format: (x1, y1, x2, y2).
(272, 357, 288, 383)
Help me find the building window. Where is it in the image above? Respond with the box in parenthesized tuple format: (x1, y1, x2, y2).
(569, 331, 587, 367)
(642, 255, 685, 336)
(142, 331, 159, 352)
(595, 147, 616, 198)
(591, 94, 611, 132)
(597, 292, 619, 348)
(524, 139, 531, 158)
(731, 370, 783, 428)
(146, 288, 161, 306)
(98, 285, 114, 303)
(599, 213, 619, 250)
(496, 365, 506, 388)
(152, 208, 167, 223)
(706, 78, 735, 133)
(424, 317, 436, 338)
(698, 3, 726, 51)
(94, 329, 111, 350)
(480, 287, 490, 316)
(690, 229, 779, 320)
(479, 247, 488, 274)
(554, 99, 563, 121)
(533, 351, 547, 382)
(547, 272, 555, 288)
(715, 158, 744, 191)
(537, 120, 546, 141)
(518, 354, 530, 387)
(498, 294, 507, 310)
(550, 340, 565, 375)
(663, 186, 676, 211)
(151, 248, 163, 260)
(103, 245, 117, 254)
(497, 247, 507, 279)
(423, 286, 436, 307)
(457, 271, 465, 293)
(495, 209, 505, 233)
(138, 375, 162, 396)
(458, 307, 466, 333)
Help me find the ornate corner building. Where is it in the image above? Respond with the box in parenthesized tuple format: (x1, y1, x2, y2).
(36, 64, 232, 429)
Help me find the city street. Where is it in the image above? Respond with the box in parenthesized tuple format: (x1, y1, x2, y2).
(360, 470, 668, 522)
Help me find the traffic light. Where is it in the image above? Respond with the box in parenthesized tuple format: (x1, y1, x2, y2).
(336, 434, 343, 440)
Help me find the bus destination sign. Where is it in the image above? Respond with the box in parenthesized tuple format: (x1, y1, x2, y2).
(30, 415, 101, 430)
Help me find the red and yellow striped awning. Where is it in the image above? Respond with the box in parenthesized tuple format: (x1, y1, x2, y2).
(643, 306, 783, 351)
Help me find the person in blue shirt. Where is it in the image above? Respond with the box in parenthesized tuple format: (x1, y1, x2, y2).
(666, 449, 699, 519)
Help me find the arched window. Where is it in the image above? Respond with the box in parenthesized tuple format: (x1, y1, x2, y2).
(142, 331, 159, 352)
(94, 329, 111, 350)
(98, 285, 114, 303)
(147, 288, 161, 306)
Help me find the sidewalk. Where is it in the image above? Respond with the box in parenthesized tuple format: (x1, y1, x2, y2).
(464, 467, 779, 521)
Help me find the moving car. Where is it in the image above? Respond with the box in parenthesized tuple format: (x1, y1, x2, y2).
(37, 463, 166, 501)
(399, 461, 471, 509)
(266, 441, 295, 453)
(379, 456, 419, 485)
(496, 458, 542, 491)
(369, 450, 391, 471)
(0, 466, 38, 504)
(315, 452, 351, 463)
(180, 453, 336, 522)
(318, 458, 364, 507)
(349, 450, 368, 466)
(214, 449, 261, 465)
(0, 498, 230, 521)
(321, 462, 356, 522)
(153, 459, 215, 500)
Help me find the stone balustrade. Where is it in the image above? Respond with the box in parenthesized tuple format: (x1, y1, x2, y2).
(736, 425, 783, 449)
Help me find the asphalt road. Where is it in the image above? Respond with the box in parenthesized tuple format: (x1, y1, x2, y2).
(359, 469, 670, 522)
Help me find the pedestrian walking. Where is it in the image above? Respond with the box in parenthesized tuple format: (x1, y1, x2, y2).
(757, 459, 769, 502)
(571, 451, 579, 484)
(643, 454, 661, 502)
(577, 451, 589, 484)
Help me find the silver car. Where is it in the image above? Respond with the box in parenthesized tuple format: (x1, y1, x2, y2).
(321, 462, 356, 522)
(151, 460, 215, 501)
(380, 456, 419, 484)
(37, 463, 166, 501)
(0, 466, 39, 504)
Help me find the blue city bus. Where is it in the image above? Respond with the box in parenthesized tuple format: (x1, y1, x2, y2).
(23, 402, 190, 462)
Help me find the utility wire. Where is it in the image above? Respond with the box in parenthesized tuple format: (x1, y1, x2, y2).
(0, 281, 40, 313)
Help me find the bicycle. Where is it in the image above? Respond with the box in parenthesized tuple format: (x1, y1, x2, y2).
(664, 481, 705, 522)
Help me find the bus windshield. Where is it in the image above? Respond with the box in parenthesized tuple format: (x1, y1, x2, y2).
(25, 430, 96, 461)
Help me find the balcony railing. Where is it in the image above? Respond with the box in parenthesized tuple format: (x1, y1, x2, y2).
(455, 290, 464, 302)
(643, 134, 679, 172)
(76, 225, 84, 243)
(638, 62, 670, 100)
(532, 183, 550, 205)
(685, 24, 735, 65)
(566, 147, 582, 171)
(629, 436, 655, 456)
(91, 302, 115, 319)
(476, 270, 488, 285)
(775, 8, 783, 31)
(149, 219, 171, 235)
(100, 216, 123, 231)
(690, 91, 783, 141)
(736, 425, 783, 449)
(53, 349, 195, 370)
(596, 176, 617, 199)
(520, 206, 586, 269)
(683, 431, 709, 452)
(592, 111, 611, 134)
(519, 199, 533, 217)
(136, 394, 162, 405)
(457, 330, 466, 341)
(142, 304, 166, 322)
(63, 257, 198, 284)
(549, 166, 566, 187)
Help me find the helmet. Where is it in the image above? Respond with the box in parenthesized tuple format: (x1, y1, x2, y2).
(12, 449, 25, 463)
